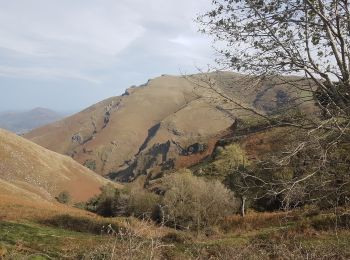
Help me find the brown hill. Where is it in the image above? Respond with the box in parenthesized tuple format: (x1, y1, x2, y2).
(25, 72, 316, 181)
(0, 128, 113, 202)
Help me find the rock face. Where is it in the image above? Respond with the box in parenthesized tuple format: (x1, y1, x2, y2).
(24, 72, 315, 181)
(0, 128, 113, 202)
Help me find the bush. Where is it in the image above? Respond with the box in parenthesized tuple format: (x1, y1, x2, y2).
(196, 144, 249, 179)
(161, 231, 192, 244)
(41, 214, 119, 234)
(125, 187, 160, 219)
(84, 159, 96, 171)
(84, 183, 160, 220)
(85, 183, 119, 217)
(161, 170, 239, 231)
(56, 191, 71, 204)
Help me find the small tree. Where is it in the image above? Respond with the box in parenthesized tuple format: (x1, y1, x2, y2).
(84, 183, 160, 220)
(161, 170, 239, 231)
(126, 187, 160, 219)
(96, 183, 119, 217)
(56, 191, 71, 204)
(84, 183, 119, 217)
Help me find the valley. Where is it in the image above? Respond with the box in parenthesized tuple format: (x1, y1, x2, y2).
(1, 72, 348, 259)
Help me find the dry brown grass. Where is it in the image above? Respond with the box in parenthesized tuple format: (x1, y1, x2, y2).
(0, 129, 116, 203)
(0, 193, 171, 239)
(222, 210, 300, 232)
(0, 194, 96, 222)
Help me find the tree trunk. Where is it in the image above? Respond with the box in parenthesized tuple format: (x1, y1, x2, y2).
(241, 196, 246, 218)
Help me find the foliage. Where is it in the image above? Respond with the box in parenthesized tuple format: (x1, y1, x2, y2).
(125, 187, 160, 219)
(224, 136, 350, 212)
(85, 173, 239, 231)
(199, 0, 350, 109)
(56, 191, 71, 204)
(161, 169, 239, 230)
(83, 159, 96, 171)
(161, 231, 193, 244)
(40, 214, 119, 234)
(198, 0, 350, 213)
(82, 183, 119, 217)
(196, 144, 249, 180)
(83, 183, 160, 220)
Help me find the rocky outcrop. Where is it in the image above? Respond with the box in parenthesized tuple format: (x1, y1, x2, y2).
(109, 119, 237, 182)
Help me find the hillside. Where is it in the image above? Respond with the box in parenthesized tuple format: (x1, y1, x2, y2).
(0, 128, 113, 202)
(0, 107, 64, 134)
(25, 72, 316, 181)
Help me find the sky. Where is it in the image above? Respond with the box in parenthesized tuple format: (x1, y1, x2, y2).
(0, 0, 215, 112)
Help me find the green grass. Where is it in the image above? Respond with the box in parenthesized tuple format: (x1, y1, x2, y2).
(1, 211, 350, 259)
(0, 221, 105, 259)
(40, 214, 120, 235)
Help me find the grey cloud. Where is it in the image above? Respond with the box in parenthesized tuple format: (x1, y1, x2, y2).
(0, 0, 214, 110)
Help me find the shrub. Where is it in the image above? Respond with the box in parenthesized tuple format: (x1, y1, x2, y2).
(56, 191, 71, 204)
(161, 231, 192, 244)
(197, 144, 249, 179)
(311, 214, 338, 230)
(125, 187, 160, 219)
(84, 183, 160, 220)
(161, 170, 239, 231)
(82, 183, 119, 217)
(96, 185, 119, 217)
(41, 214, 119, 234)
(84, 159, 96, 171)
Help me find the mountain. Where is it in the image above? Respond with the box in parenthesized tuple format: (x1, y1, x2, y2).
(0, 128, 113, 202)
(0, 107, 64, 134)
(24, 72, 316, 181)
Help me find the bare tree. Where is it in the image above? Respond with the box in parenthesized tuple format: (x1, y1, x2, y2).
(196, 0, 350, 212)
(198, 0, 350, 120)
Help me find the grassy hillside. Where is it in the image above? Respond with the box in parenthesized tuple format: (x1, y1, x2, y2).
(0, 128, 117, 202)
(24, 72, 316, 182)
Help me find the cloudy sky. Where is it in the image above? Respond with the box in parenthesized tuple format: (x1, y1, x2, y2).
(0, 0, 215, 111)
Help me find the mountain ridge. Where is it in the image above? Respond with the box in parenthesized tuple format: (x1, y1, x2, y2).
(25, 72, 316, 181)
(0, 107, 64, 134)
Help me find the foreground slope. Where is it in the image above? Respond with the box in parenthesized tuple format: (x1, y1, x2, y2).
(25, 72, 315, 180)
(0, 128, 111, 202)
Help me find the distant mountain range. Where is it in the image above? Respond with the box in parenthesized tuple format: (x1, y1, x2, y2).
(0, 107, 65, 134)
